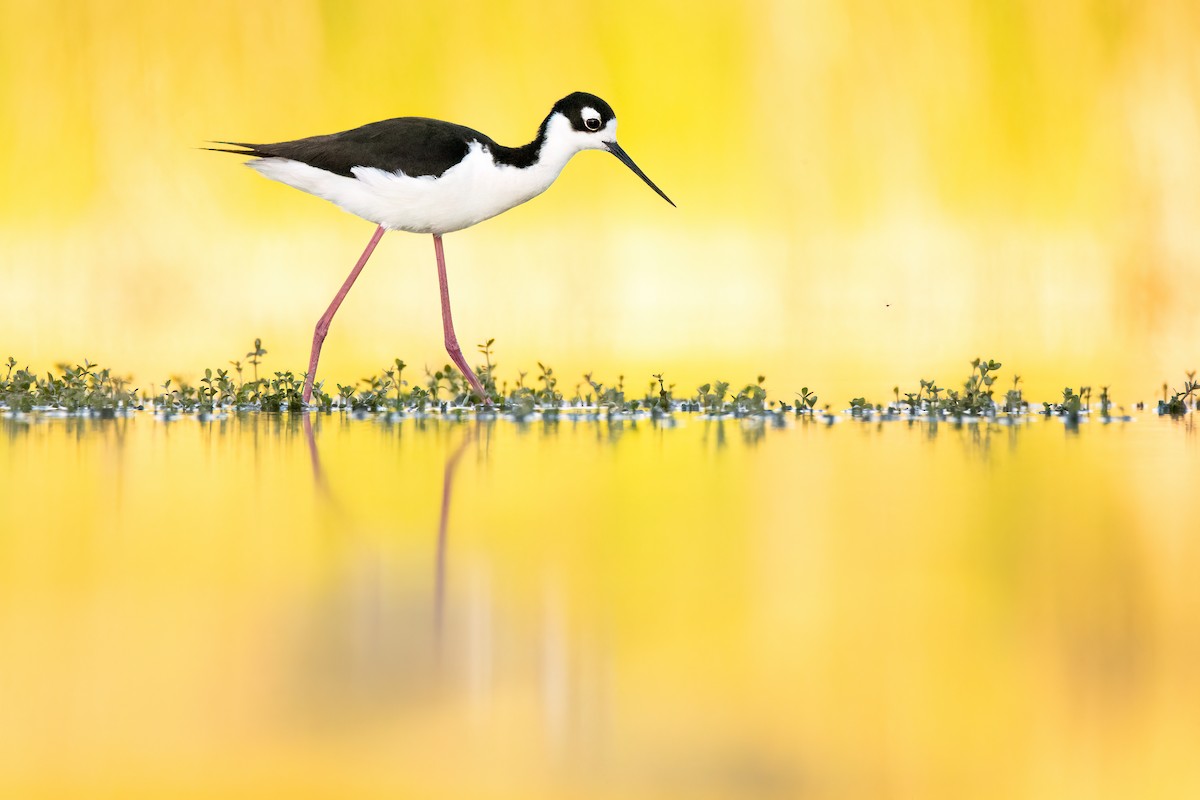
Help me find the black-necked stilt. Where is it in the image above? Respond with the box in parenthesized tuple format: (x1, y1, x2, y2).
(209, 92, 673, 405)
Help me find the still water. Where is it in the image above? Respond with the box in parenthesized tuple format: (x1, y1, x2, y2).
(1, 411, 1197, 799)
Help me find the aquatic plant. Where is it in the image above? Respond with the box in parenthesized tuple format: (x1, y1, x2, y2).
(536, 361, 561, 407)
(650, 373, 672, 412)
(1054, 387, 1083, 416)
(886, 359, 1002, 417)
(0, 340, 1168, 424)
(696, 381, 729, 414)
(247, 338, 266, 385)
(1158, 371, 1198, 416)
(475, 340, 498, 400)
(849, 397, 871, 416)
(0, 358, 138, 414)
(1004, 374, 1024, 414)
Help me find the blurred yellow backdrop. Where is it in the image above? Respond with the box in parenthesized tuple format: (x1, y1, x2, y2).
(2, 0, 1199, 402)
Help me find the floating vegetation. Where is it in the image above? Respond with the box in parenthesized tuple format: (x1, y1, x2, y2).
(1158, 371, 1199, 416)
(0, 344, 1192, 422)
(1, 357, 138, 416)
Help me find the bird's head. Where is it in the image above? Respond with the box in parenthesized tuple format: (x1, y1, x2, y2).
(545, 92, 674, 207)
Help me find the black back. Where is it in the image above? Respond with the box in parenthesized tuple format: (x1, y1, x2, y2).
(219, 118, 491, 178)
(211, 92, 616, 177)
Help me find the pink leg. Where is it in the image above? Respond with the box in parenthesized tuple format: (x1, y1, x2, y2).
(433, 234, 490, 404)
(302, 225, 386, 403)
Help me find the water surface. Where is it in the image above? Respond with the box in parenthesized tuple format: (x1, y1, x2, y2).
(1, 412, 1197, 799)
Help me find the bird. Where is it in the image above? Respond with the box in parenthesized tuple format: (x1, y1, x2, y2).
(208, 91, 674, 406)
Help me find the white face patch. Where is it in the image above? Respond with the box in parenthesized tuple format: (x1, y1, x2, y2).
(581, 106, 603, 132)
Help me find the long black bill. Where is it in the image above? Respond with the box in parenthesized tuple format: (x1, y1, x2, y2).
(606, 142, 675, 207)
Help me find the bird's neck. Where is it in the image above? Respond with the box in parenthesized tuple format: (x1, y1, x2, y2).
(493, 113, 577, 173)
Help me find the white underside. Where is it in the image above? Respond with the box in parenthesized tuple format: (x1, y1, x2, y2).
(247, 115, 610, 235)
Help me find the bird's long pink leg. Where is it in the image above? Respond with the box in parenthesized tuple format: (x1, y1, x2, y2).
(433, 234, 490, 404)
(302, 224, 386, 404)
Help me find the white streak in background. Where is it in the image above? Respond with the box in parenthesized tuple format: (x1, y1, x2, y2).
(541, 576, 569, 754)
(466, 562, 493, 723)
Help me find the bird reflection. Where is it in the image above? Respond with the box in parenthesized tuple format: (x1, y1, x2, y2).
(295, 415, 481, 724)
(294, 416, 611, 766)
(302, 413, 329, 495)
(435, 426, 475, 650)
(302, 414, 476, 650)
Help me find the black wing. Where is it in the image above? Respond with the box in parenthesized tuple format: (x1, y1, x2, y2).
(210, 117, 495, 178)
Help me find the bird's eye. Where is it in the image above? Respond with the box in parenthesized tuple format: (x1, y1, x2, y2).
(585, 117, 601, 131)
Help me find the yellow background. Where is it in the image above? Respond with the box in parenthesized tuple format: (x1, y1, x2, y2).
(3, 0, 1199, 402)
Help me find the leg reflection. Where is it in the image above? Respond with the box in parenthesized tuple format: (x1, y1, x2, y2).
(436, 426, 476, 652)
(302, 416, 479, 659)
(302, 412, 346, 518)
(294, 418, 618, 770)
(303, 413, 326, 491)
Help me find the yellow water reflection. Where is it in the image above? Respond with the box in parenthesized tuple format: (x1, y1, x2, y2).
(1, 413, 1197, 798)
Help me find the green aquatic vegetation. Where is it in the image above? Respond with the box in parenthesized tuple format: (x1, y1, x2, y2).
(688, 377, 778, 416)
(1057, 387, 1083, 416)
(582, 372, 627, 411)
(264, 371, 304, 412)
(247, 338, 266, 385)
(384, 359, 408, 406)
(1004, 374, 1024, 414)
(958, 358, 1001, 415)
(2, 359, 35, 412)
(922, 379, 944, 406)
(696, 381, 729, 414)
(1158, 371, 1198, 416)
(0, 340, 1166, 424)
(426, 365, 446, 402)
(536, 361, 561, 407)
(890, 360, 1001, 417)
(506, 388, 537, 419)
(1036, 387, 1084, 420)
(650, 373, 673, 412)
(887, 359, 1099, 421)
(732, 376, 768, 416)
(475, 339, 499, 400)
(5, 360, 140, 414)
